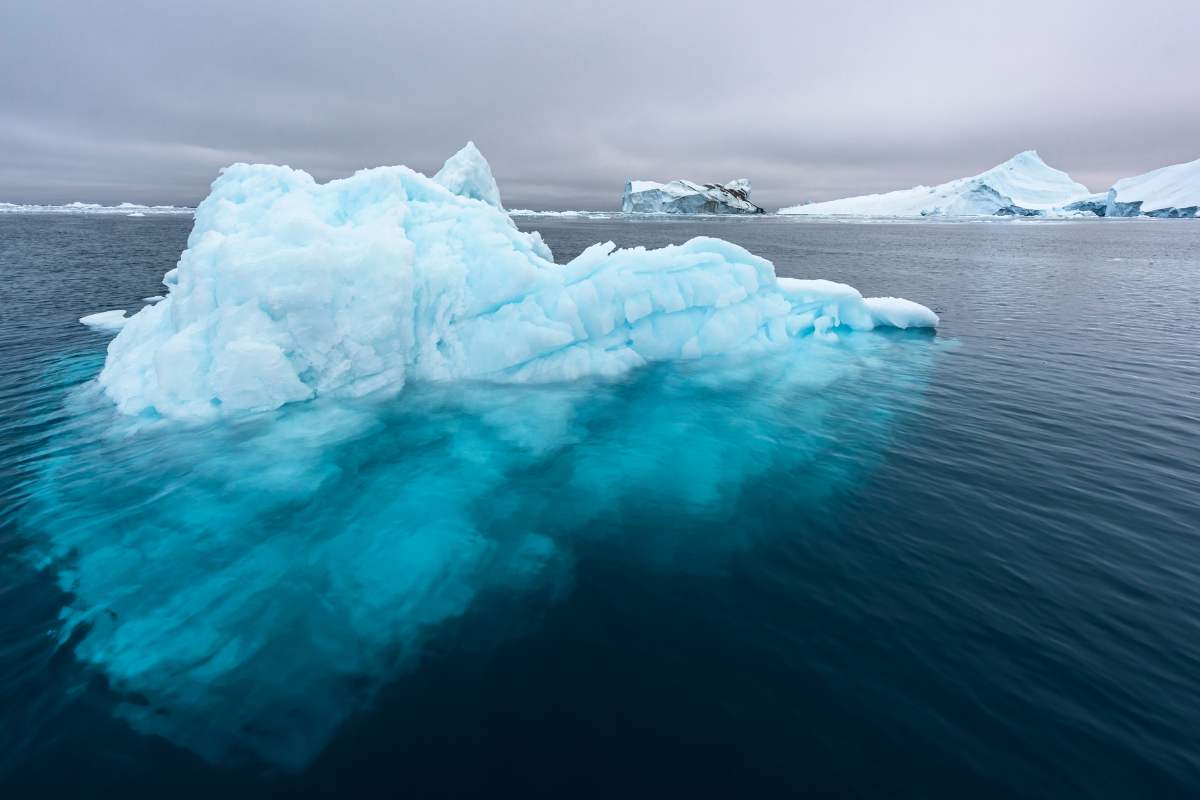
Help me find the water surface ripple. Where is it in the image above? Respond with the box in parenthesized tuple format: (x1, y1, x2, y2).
(1, 215, 1198, 797)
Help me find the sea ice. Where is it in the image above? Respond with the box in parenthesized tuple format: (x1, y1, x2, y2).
(95, 144, 936, 420)
(0, 202, 193, 215)
(80, 309, 130, 332)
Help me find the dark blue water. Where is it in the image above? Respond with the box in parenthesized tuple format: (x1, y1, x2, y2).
(2, 214, 1198, 797)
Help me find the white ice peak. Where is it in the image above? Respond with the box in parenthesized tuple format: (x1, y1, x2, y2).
(432, 141, 505, 210)
(780, 150, 1092, 217)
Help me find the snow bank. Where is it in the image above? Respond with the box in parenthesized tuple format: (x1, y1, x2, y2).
(1105, 158, 1200, 217)
(97, 144, 936, 420)
(80, 309, 130, 332)
(780, 151, 1091, 217)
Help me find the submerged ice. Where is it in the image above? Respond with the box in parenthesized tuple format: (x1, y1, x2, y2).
(96, 144, 935, 420)
(29, 329, 942, 768)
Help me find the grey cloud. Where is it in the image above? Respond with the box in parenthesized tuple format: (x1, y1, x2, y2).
(2, 0, 1198, 209)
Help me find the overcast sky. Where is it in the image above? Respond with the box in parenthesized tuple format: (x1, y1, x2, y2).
(2, 0, 1197, 209)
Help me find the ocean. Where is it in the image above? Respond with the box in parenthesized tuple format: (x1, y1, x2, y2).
(1, 213, 1198, 797)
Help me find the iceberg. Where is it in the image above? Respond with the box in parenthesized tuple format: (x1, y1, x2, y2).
(96, 144, 935, 420)
(80, 309, 130, 332)
(779, 151, 1092, 218)
(1102, 157, 1200, 218)
(0, 202, 193, 215)
(622, 178, 765, 214)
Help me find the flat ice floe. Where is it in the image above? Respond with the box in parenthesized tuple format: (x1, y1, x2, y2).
(96, 144, 936, 420)
(79, 309, 130, 332)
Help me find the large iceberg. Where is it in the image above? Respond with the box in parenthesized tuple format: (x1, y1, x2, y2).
(622, 178, 765, 214)
(95, 144, 935, 420)
(1102, 157, 1200, 218)
(779, 151, 1092, 218)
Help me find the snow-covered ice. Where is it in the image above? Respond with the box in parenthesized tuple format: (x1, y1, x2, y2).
(1104, 157, 1200, 218)
(779, 151, 1092, 218)
(95, 144, 936, 420)
(622, 178, 765, 214)
(80, 309, 130, 332)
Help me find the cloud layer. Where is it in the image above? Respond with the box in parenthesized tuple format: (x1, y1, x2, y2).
(2, 0, 1197, 209)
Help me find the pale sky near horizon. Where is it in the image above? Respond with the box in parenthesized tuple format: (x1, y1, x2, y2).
(2, 0, 1197, 209)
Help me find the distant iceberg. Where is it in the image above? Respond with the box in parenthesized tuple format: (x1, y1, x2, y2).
(1101, 158, 1200, 218)
(622, 178, 765, 214)
(0, 202, 193, 215)
(779, 151, 1092, 218)
(95, 143, 935, 420)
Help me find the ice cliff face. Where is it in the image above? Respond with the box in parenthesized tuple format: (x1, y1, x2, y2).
(96, 144, 935, 420)
(779, 151, 1091, 217)
(622, 178, 765, 214)
(1101, 158, 1200, 218)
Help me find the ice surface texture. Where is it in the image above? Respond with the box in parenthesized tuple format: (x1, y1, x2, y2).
(96, 144, 936, 420)
(779, 151, 1091, 217)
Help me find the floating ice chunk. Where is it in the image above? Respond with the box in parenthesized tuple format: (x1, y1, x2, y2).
(864, 297, 942, 329)
(142, 295, 165, 303)
(80, 309, 130, 332)
(126, 212, 145, 217)
(96, 144, 936, 420)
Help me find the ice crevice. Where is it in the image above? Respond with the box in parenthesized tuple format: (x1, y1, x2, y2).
(94, 143, 937, 420)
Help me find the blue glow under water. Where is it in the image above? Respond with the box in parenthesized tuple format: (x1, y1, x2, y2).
(2, 215, 1199, 797)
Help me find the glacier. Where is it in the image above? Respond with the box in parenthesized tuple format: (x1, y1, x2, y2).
(95, 143, 936, 421)
(622, 178, 765, 214)
(779, 151, 1092, 218)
